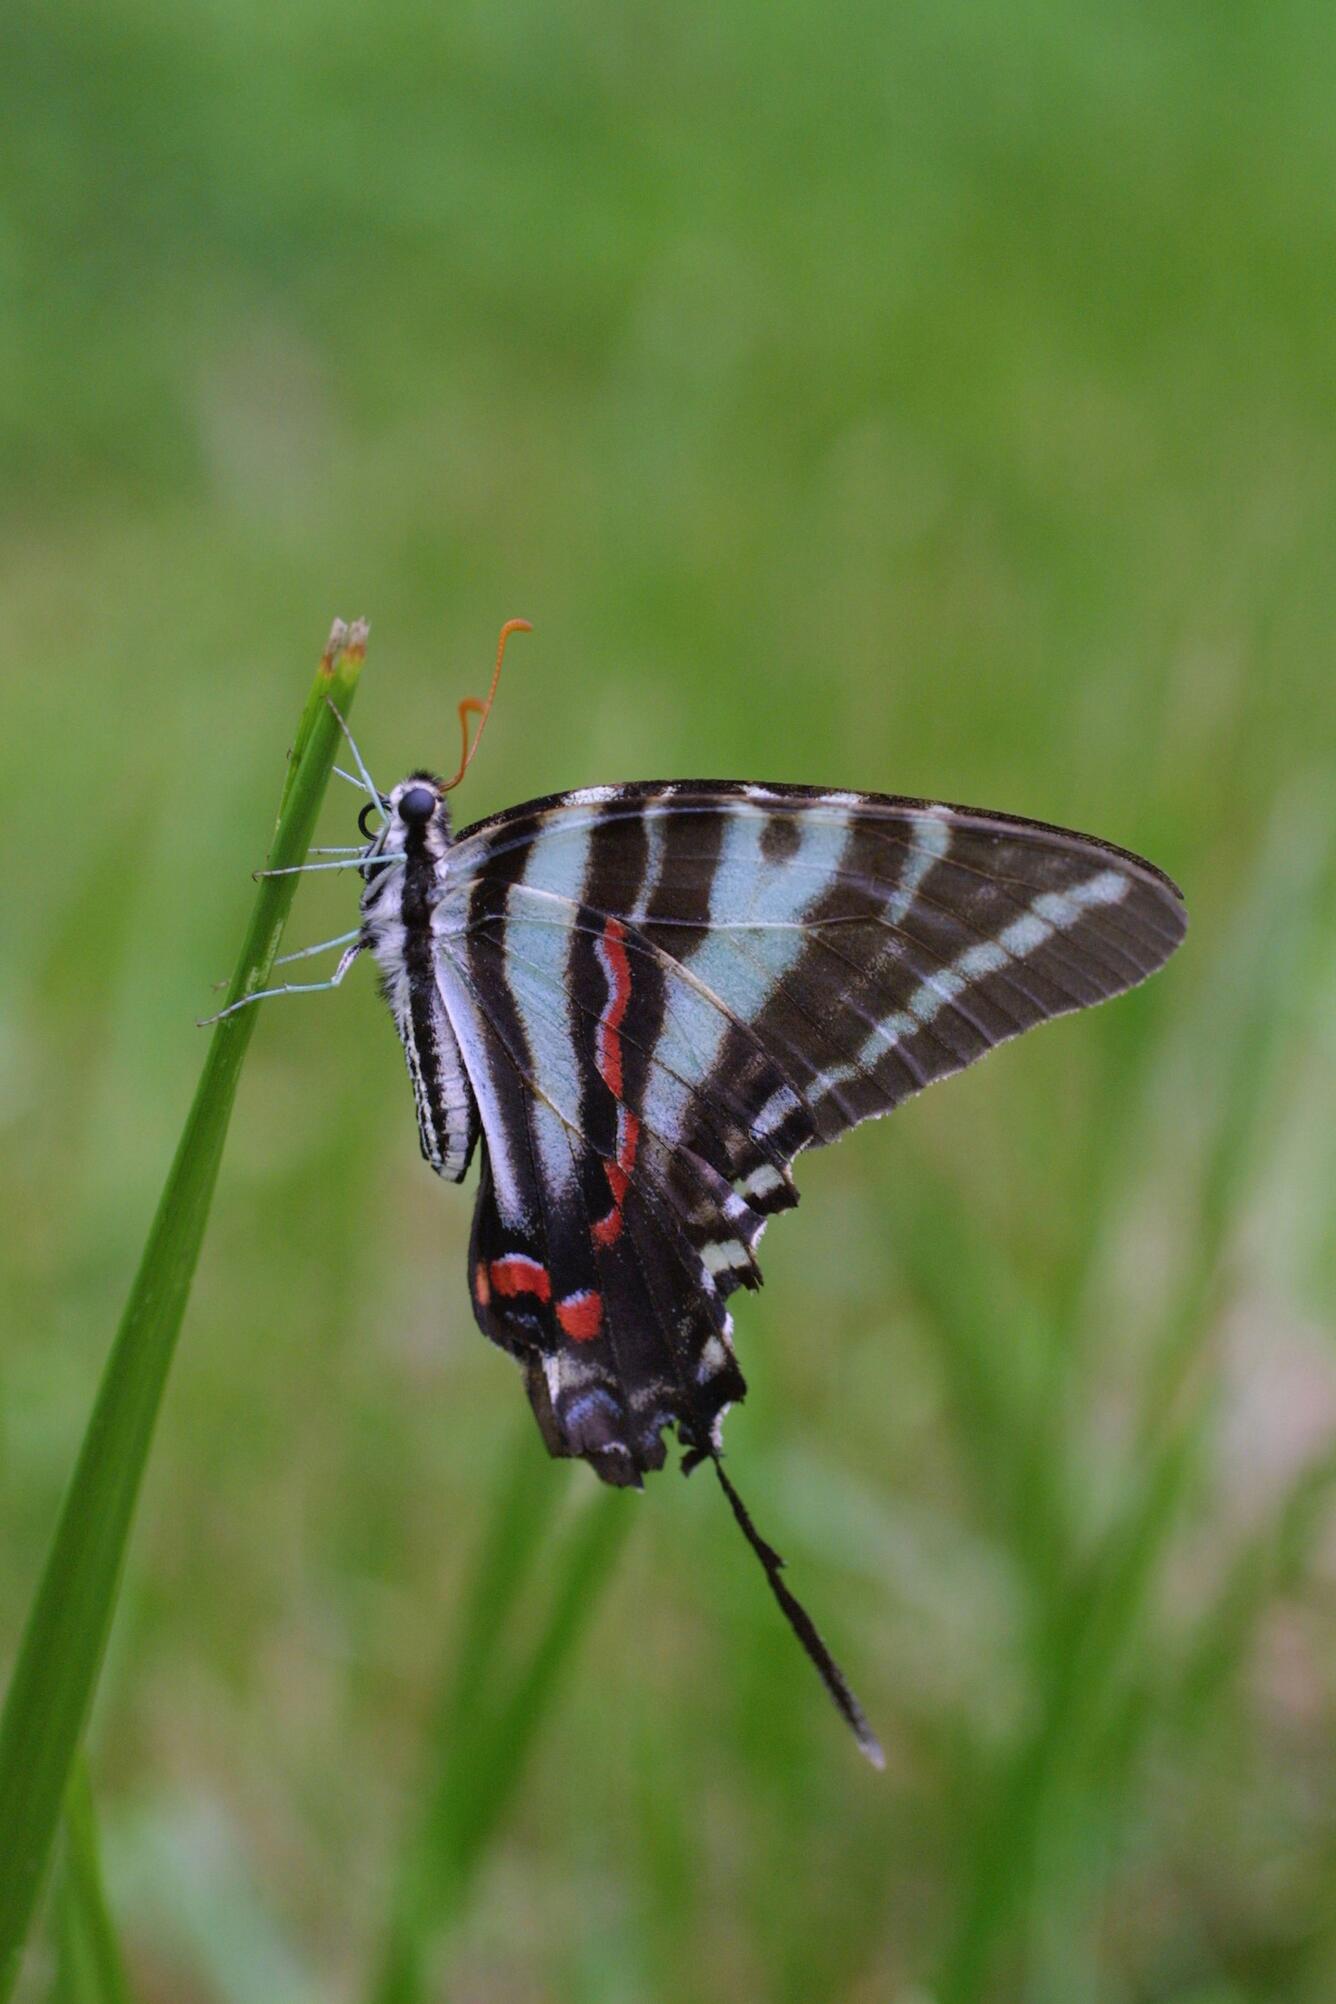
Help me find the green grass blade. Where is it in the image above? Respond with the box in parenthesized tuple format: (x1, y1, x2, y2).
(369, 1479, 633, 2004)
(1177, 1448, 1336, 1733)
(437, 1490, 632, 1908)
(50, 1761, 132, 2004)
(0, 621, 368, 2003)
(932, 788, 1334, 2004)
(935, 1407, 1206, 2004)
(435, 1423, 562, 1752)
(366, 1435, 567, 2004)
(1138, 784, 1332, 1444)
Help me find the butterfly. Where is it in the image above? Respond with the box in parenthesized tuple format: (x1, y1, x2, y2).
(221, 620, 1188, 1765)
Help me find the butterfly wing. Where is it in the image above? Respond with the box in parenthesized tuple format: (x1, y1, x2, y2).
(434, 780, 1184, 1762)
(435, 778, 1185, 1462)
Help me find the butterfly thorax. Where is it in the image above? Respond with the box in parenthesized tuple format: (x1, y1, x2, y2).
(360, 774, 479, 1182)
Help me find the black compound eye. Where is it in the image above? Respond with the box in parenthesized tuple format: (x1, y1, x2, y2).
(398, 785, 438, 825)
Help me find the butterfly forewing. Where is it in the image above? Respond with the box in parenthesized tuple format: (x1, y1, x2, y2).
(448, 783, 1182, 1131)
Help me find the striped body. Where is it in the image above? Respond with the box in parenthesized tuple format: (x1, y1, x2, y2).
(354, 771, 1187, 1763)
(359, 775, 478, 1181)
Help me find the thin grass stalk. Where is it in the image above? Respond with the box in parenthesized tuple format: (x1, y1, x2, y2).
(933, 791, 1332, 2004)
(49, 1760, 131, 2004)
(1177, 1449, 1336, 1732)
(367, 1435, 563, 2004)
(1138, 786, 1332, 1443)
(369, 1483, 633, 2004)
(936, 1403, 1207, 2004)
(0, 622, 368, 2002)
(435, 1424, 561, 1750)
(435, 1492, 632, 1910)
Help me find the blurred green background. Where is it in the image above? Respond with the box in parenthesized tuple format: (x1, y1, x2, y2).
(4, 0, 1336, 1997)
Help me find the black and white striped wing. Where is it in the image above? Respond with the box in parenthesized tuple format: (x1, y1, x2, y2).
(435, 781, 1186, 1481)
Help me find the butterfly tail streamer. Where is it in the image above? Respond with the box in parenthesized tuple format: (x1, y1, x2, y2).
(711, 1457, 885, 1770)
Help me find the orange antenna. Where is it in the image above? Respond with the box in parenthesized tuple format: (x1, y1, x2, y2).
(442, 617, 532, 791)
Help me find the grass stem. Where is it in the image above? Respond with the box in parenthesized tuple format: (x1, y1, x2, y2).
(0, 622, 368, 2002)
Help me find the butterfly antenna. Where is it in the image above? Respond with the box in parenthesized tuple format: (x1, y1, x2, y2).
(442, 617, 533, 792)
(712, 1456, 885, 1769)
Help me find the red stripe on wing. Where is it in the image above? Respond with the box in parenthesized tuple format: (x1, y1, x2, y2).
(591, 915, 641, 1250)
(595, 916, 632, 1098)
(593, 1109, 640, 1248)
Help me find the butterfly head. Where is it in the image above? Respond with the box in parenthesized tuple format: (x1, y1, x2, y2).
(361, 771, 452, 868)
(393, 772, 450, 831)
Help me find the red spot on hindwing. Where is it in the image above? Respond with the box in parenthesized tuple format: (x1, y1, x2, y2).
(489, 1254, 552, 1303)
(474, 1260, 491, 1307)
(487, 1262, 601, 1342)
(556, 1289, 603, 1340)
(591, 1206, 620, 1250)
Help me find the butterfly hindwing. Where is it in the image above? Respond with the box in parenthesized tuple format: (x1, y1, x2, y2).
(448, 937, 749, 1486)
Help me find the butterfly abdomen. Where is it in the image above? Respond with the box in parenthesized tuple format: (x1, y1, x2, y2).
(362, 803, 479, 1183)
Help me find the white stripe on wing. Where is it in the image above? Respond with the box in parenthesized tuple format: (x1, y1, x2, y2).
(502, 815, 594, 1200)
(643, 804, 852, 1143)
(815, 866, 1130, 1105)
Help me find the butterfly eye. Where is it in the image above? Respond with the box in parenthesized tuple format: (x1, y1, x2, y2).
(398, 786, 437, 825)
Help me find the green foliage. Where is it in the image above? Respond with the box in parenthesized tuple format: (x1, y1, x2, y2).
(370, 1437, 633, 2004)
(3, 1, 1336, 1999)
(0, 630, 365, 1999)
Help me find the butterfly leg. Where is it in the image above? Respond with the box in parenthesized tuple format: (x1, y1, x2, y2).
(198, 939, 364, 1025)
(254, 855, 404, 878)
(208, 928, 363, 991)
(270, 929, 363, 969)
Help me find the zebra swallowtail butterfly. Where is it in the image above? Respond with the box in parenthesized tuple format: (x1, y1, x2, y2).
(221, 620, 1188, 1765)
